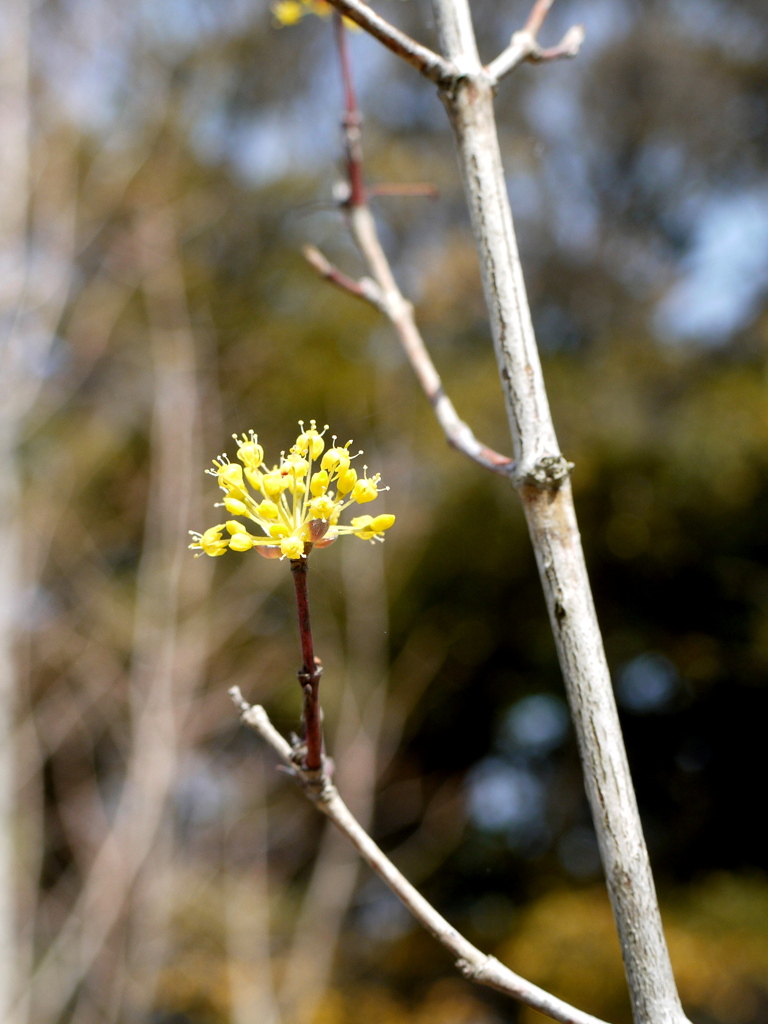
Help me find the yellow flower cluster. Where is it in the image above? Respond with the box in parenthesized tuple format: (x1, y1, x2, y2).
(189, 422, 395, 561)
(272, 0, 332, 26)
(271, 0, 361, 28)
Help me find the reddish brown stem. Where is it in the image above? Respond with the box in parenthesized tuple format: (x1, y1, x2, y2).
(334, 13, 366, 208)
(524, 0, 555, 37)
(290, 556, 323, 770)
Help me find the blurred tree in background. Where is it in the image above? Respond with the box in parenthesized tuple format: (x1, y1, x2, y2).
(2, 0, 768, 1021)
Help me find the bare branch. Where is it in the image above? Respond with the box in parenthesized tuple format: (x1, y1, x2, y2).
(428, 3, 688, 1022)
(533, 25, 585, 62)
(311, 21, 514, 477)
(320, 0, 459, 84)
(524, 0, 555, 37)
(302, 245, 384, 309)
(348, 206, 515, 475)
(485, 0, 584, 86)
(230, 691, 610, 1024)
(304, 243, 512, 474)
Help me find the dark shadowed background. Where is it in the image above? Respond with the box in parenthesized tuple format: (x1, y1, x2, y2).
(3, 0, 768, 1021)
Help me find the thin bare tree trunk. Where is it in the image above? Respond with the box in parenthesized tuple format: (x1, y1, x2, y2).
(426, 3, 686, 1022)
(0, 0, 31, 1016)
(29, 208, 207, 1023)
(225, 760, 282, 1024)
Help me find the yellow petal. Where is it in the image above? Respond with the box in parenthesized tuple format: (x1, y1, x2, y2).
(371, 513, 395, 532)
(224, 496, 249, 516)
(337, 467, 358, 494)
(229, 533, 255, 552)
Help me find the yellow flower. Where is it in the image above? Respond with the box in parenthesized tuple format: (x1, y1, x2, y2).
(272, 0, 304, 25)
(189, 421, 396, 561)
(272, 0, 359, 28)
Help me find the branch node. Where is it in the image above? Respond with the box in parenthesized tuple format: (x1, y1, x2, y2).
(456, 953, 497, 981)
(517, 454, 574, 491)
(303, 245, 385, 311)
(531, 24, 585, 63)
(456, 957, 475, 978)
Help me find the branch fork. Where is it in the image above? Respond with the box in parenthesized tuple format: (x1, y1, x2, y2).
(230, 689, 610, 1024)
(485, 23, 584, 85)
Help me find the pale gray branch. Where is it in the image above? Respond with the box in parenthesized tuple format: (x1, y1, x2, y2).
(319, 0, 458, 84)
(426, 2, 688, 1022)
(230, 691, 611, 1024)
(486, 23, 583, 83)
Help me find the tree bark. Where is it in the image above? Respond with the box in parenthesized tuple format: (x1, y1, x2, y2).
(428, 2, 687, 1022)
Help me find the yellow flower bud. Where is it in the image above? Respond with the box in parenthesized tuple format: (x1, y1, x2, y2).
(296, 423, 326, 460)
(269, 524, 290, 539)
(284, 454, 309, 477)
(218, 462, 244, 492)
(229, 532, 255, 552)
(262, 472, 286, 497)
(256, 500, 279, 520)
(224, 496, 249, 516)
(225, 520, 245, 535)
(337, 467, 357, 494)
(352, 477, 378, 503)
(321, 446, 350, 473)
(280, 537, 305, 559)
(371, 514, 395, 532)
(272, 0, 304, 25)
(245, 467, 263, 491)
(236, 440, 264, 469)
(310, 470, 329, 497)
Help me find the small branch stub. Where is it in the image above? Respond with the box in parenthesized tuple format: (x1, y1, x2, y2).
(484, 0, 584, 85)
(517, 454, 575, 491)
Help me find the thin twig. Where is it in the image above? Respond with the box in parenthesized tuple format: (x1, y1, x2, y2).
(230, 692, 610, 1024)
(320, 0, 458, 85)
(302, 245, 383, 309)
(305, 21, 515, 478)
(335, 13, 366, 208)
(485, 0, 584, 85)
(290, 556, 324, 771)
(524, 0, 555, 37)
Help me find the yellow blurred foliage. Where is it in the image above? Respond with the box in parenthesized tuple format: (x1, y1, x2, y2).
(499, 876, 768, 1024)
